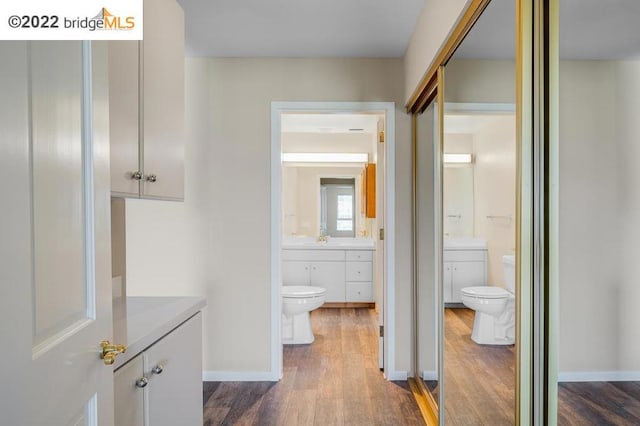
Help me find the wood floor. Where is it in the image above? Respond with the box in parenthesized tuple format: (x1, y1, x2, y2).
(442, 307, 515, 425)
(202, 308, 425, 425)
(558, 381, 640, 425)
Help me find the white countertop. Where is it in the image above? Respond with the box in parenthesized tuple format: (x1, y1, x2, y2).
(443, 237, 488, 250)
(112, 296, 206, 370)
(282, 237, 375, 250)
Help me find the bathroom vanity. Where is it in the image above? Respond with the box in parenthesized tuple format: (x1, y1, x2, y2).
(112, 297, 206, 426)
(443, 238, 488, 304)
(282, 238, 375, 304)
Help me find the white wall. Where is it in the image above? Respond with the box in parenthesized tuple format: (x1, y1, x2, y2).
(615, 61, 640, 372)
(126, 57, 414, 376)
(403, 0, 471, 103)
(471, 115, 516, 287)
(558, 60, 640, 376)
(558, 61, 618, 373)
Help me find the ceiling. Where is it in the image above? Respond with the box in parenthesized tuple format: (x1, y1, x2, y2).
(454, 0, 640, 60)
(176, 0, 426, 57)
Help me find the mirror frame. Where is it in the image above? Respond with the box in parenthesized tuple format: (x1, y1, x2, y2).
(406, 0, 539, 424)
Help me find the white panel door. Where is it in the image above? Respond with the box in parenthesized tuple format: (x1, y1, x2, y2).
(282, 261, 311, 286)
(376, 116, 385, 369)
(0, 41, 114, 425)
(310, 261, 346, 302)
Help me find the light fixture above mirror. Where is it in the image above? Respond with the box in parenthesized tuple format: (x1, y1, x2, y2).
(282, 152, 369, 163)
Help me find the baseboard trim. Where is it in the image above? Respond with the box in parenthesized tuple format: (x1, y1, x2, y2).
(385, 370, 408, 381)
(421, 370, 437, 381)
(558, 371, 640, 382)
(202, 370, 279, 382)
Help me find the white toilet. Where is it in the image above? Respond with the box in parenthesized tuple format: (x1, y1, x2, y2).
(460, 255, 516, 345)
(282, 285, 327, 344)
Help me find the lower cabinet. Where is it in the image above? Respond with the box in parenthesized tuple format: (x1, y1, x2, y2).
(282, 249, 374, 303)
(443, 250, 487, 304)
(114, 312, 202, 426)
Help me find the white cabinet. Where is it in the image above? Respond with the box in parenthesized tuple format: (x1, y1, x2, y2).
(443, 249, 487, 304)
(282, 258, 346, 302)
(109, 0, 185, 201)
(114, 313, 202, 426)
(282, 249, 375, 303)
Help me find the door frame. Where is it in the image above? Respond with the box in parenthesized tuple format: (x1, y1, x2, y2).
(270, 101, 397, 380)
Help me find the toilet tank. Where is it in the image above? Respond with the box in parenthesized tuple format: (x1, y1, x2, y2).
(503, 255, 516, 293)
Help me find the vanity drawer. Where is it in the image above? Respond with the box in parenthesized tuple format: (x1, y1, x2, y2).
(346, 250, 374, 262)
(346, 282, 373, 302)
(282, 249, 345, 262)
(346, 261, 373, 282)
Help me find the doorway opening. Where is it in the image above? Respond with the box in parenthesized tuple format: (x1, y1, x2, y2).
(270, 102, 397, 381)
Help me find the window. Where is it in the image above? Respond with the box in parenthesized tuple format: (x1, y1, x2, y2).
(320, 178, 356, 237)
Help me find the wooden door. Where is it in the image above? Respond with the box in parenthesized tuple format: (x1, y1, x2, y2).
(0, 41, 114, 425)
(114, 355, 145, 426)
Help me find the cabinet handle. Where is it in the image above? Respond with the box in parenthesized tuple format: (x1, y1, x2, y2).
(146, 174, 157, 183)
(135, 377, 148, 388)
(151, 364, 164, 375)
(131, 171, 143, 181)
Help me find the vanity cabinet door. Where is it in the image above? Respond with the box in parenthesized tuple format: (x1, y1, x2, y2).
(443, 263, 454, 303)
(451, 261, 486, 303)
(282, 261, 311, 285)
(310, 261, 345, 302)
(146, 313, 203, 426)
(114, 355, 145, 426)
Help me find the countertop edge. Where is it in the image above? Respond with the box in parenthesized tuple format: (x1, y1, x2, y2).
(113, 297, 206, 370)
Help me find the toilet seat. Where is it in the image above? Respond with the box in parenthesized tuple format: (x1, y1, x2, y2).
(282, 286, 326, 298)
(461, 286, 512, 299)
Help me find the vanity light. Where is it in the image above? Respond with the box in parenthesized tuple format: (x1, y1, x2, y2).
(443, 153, 473, 164)
(282, 153, 369, 163)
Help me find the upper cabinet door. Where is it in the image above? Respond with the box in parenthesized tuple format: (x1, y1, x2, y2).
(141, 0, 185, 200)
(109, 41, 141, 197)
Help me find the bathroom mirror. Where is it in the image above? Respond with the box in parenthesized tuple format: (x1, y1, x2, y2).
(441, 0, 517, 423)
(414, 101, 439, 405)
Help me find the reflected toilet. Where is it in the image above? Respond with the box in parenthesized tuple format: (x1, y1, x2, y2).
(460, 255, 516, 345)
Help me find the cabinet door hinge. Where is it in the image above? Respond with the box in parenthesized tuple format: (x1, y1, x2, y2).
(379, 131, 385, 143)
(379, 325, 384, 337)
(379, 228, 384, 241)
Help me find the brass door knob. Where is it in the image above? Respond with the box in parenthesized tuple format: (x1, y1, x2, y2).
(100, 340, 126, 366)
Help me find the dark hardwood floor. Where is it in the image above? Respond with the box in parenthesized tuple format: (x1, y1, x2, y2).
(558, 381, 640, 425)
(203, 308, 425, 425)
(443, 307, 515, 426)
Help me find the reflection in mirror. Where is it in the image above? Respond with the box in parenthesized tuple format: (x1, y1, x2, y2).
(415, 102, 438, 403)
(442, 0, 517, 423)
(554, 1, 640, 423)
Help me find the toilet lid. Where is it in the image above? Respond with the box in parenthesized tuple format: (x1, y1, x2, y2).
(282, 285, 327, 298)
(461, 286, 512, 299)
